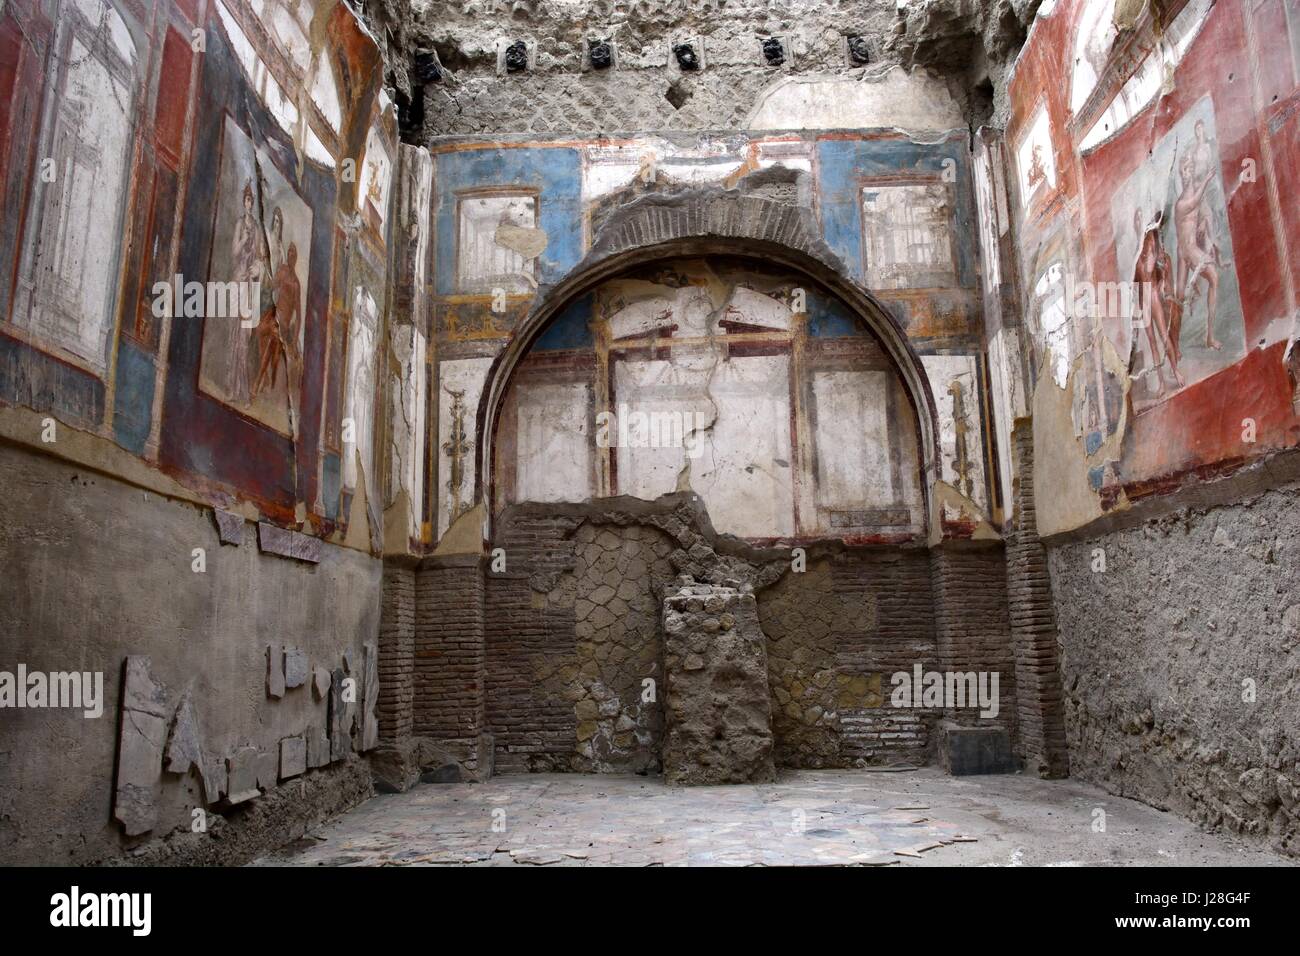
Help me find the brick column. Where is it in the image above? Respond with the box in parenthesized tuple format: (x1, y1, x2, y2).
(414, 554, 491, 775)
(928, 542, 1017, 728)
(377, 561, 416, 742)
(369, 559, 418, 791)
(1005, 422, 1070, 777)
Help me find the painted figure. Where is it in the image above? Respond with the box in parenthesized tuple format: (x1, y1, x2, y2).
(252, 242, 303, 401)
(1026, 144, 1046, 189)
(1174, 151, 1222, 350)
(225, 180, 265, 404)
(947, 377, 974, 500)
(1190, 121, 1223, 270)
(1130, 207, 1184, 392)
(267, 206, 285, 275)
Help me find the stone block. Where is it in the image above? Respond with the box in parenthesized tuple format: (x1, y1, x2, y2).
(940, 724, 1019, 776)
(280, 736, 307, 780)
(307, 726, 330, 769)
(284, 648, 308, 689)
(113, 657, 169, 836)
(256, 522, 321, 563)
(226, 746, 260, 805)
(255, 749, 278, 789)
(361, 642, 379, 752)
(267, 644, 285, 699)
(329, 667, 351, 761)
(213, 508, 245, 545)
(163, 689, 222, 804)
(313, 666, 330, 700)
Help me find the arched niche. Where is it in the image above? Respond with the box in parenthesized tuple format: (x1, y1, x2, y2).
(472, 192, 942, 544)
(491, 254, 934, 544)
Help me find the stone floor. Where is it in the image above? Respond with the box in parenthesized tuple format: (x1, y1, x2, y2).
(253, 768, 1289, 867)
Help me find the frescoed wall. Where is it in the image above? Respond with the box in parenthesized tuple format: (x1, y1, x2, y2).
(1003, 0, 1300, 858)
(0, 0, 405, 863)
(425, 130, 998, 545)
(0, 0, 399, 542)
(495, 257, 927, 543)
(1006, 0, 1300, 534)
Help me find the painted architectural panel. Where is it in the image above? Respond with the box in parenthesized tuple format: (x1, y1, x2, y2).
(9, 0, 139, 375)
(861, 182, 958, 290)
(342, 287, 379, 492)
(922, 353, 989, 516)
(492, 258, 930, 543)
(456, 193, 539, 294)
(514, 380, 594, 504)
(0, 0, 399, 545)
(811, 370, 892, 509)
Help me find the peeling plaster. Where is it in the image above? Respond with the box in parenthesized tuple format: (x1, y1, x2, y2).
(383, 488, 416, 554)
(928, 479, 1002, 546)
(341, 461, 377, 552)
(1031, 346, 1133, 538)
(494, 222, 549, 261)
(433, 502, 488, 556)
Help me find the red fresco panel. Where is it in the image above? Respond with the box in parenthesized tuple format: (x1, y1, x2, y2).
(155, 26, 194, 168)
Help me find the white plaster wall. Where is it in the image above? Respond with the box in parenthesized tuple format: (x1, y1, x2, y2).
(988, 326, 1024, 523)
(514, 380, 593, 503)
(746, 67, 965, 132)
(613, 357, 709, 502)
(812, 369, 894, 510)
(690, 353, 794, 539)
(614, 351, 794, 539)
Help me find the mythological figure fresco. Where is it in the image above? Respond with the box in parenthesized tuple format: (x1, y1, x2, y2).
(199, 117, 314, 437)
(1015, 104, 1057, 211)
(1110, 98, 1243, 410)
(343, 288, 380, 492)
(1006, 0, 1300, 526)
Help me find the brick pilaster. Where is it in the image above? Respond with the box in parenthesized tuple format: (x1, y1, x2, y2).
(377, 561, 416, 742)
(928, 543, 1017, 732)
(414, 554, 488, 769)
(1005, 422, 1070, 777)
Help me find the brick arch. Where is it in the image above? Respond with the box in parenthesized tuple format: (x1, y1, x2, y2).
(475, 189, 942, 533)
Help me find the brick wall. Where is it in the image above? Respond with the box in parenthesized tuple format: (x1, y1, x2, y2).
(413, 557, 487, 766)
(840, 712, 929, 764)
(761, 550, 940, 768)
(1005, 423, 1069, 777)
(378, 564, 416, 741)
(928, 544, 1017, 733)
(398, 505, 1038, 777)
(485, 573, 578, 772)
(483, 515, 676, 773)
